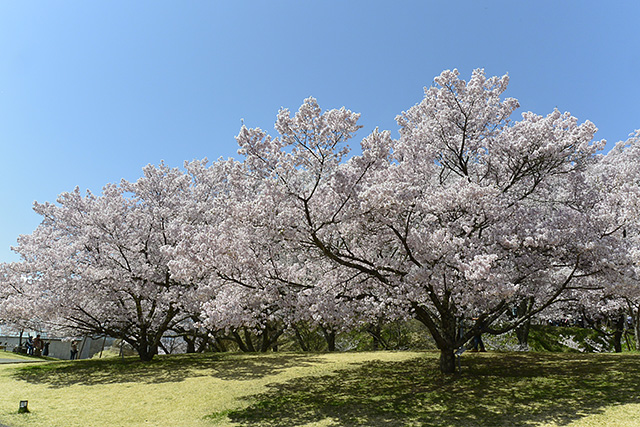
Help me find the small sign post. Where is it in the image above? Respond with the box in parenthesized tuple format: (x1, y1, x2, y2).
(18, 400, 29, 413)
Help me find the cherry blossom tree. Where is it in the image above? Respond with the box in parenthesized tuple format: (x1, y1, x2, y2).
(3, 68, 633, 373)
(169, 155, 372, 352)
(167, 157, 288, 351)
(236, 70, 621, 373)
(0, 263, 35, 333)
(10, 163, 202, 361)
(587, 130, 640, 347)
(503, 130, 640, 352)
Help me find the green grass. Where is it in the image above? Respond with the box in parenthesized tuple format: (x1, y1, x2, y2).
(0, 350, 35, 360)
(1, 351, 640, 426)
(0, 351, 419, 427)
(0, 349, 58, 363)
(224, 352, 640, 426)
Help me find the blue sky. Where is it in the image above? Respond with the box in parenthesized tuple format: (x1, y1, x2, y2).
(1, 1, 639, 263)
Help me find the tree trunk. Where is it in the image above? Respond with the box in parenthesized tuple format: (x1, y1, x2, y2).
(440, 310, 459, 374)
(515, 297, 534, 347)
(515, 320, 531, 347)
(612, 315, 625, 353)
(439, 347, 456, 374)
(244, 328, 256, 352)
(321, 327, 336, 352)
(138, 349, 156, 362)
(293, 325, 309, 352)
(135, 340, 158, 362)
(259, 324, 283, 352)
(632, 307, 640, 351)
(183, 335, 196, 353)
(413, 303, 459, 374)
(368, 323, 385, 351)
(326, 333, 335, 352)
(196, 336, 210, 353)
(209, 336, 227, 352)
(231, 331, 250, 352)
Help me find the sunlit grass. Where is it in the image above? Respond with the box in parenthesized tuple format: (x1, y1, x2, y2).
(0, 350, 34, 360)
(0, 351, 639, 426)
(0, 351, 420, 427)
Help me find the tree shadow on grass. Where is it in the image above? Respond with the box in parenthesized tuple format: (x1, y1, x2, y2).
(224, 352, 640, 427)
(12, 353, 325, 388)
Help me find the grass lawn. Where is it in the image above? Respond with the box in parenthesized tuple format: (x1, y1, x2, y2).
(0, 351, 31, 361)
(0, 351, 639, 427)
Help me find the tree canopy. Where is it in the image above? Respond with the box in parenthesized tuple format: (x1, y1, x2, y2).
(2, 69, 639, 372)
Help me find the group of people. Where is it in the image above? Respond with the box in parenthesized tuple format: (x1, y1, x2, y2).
(25, 334, 49, 357)
(24, 335, 79, 359)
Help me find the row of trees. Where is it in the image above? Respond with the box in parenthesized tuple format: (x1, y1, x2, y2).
(2, 69, 639, 373)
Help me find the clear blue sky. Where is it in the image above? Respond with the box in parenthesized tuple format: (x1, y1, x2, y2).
(1, 1, 639, 263)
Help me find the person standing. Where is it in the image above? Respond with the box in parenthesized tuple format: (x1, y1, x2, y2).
(33, 335, 43, 357)
(470, 318, 486, 352)
(26, 336, 34, 356)
(70, 340, 78, 360)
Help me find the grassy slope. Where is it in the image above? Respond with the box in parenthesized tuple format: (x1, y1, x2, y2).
(0, 351, 639, 427)
(0, 350, 37, 361)
(0, 351, 419, 427)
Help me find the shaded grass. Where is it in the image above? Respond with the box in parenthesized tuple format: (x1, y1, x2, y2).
(225, 352, 640, 427)
(12, 352, 324, 388)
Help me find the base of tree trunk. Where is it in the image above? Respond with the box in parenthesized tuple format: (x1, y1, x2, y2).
(439, 348, 456, 374)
